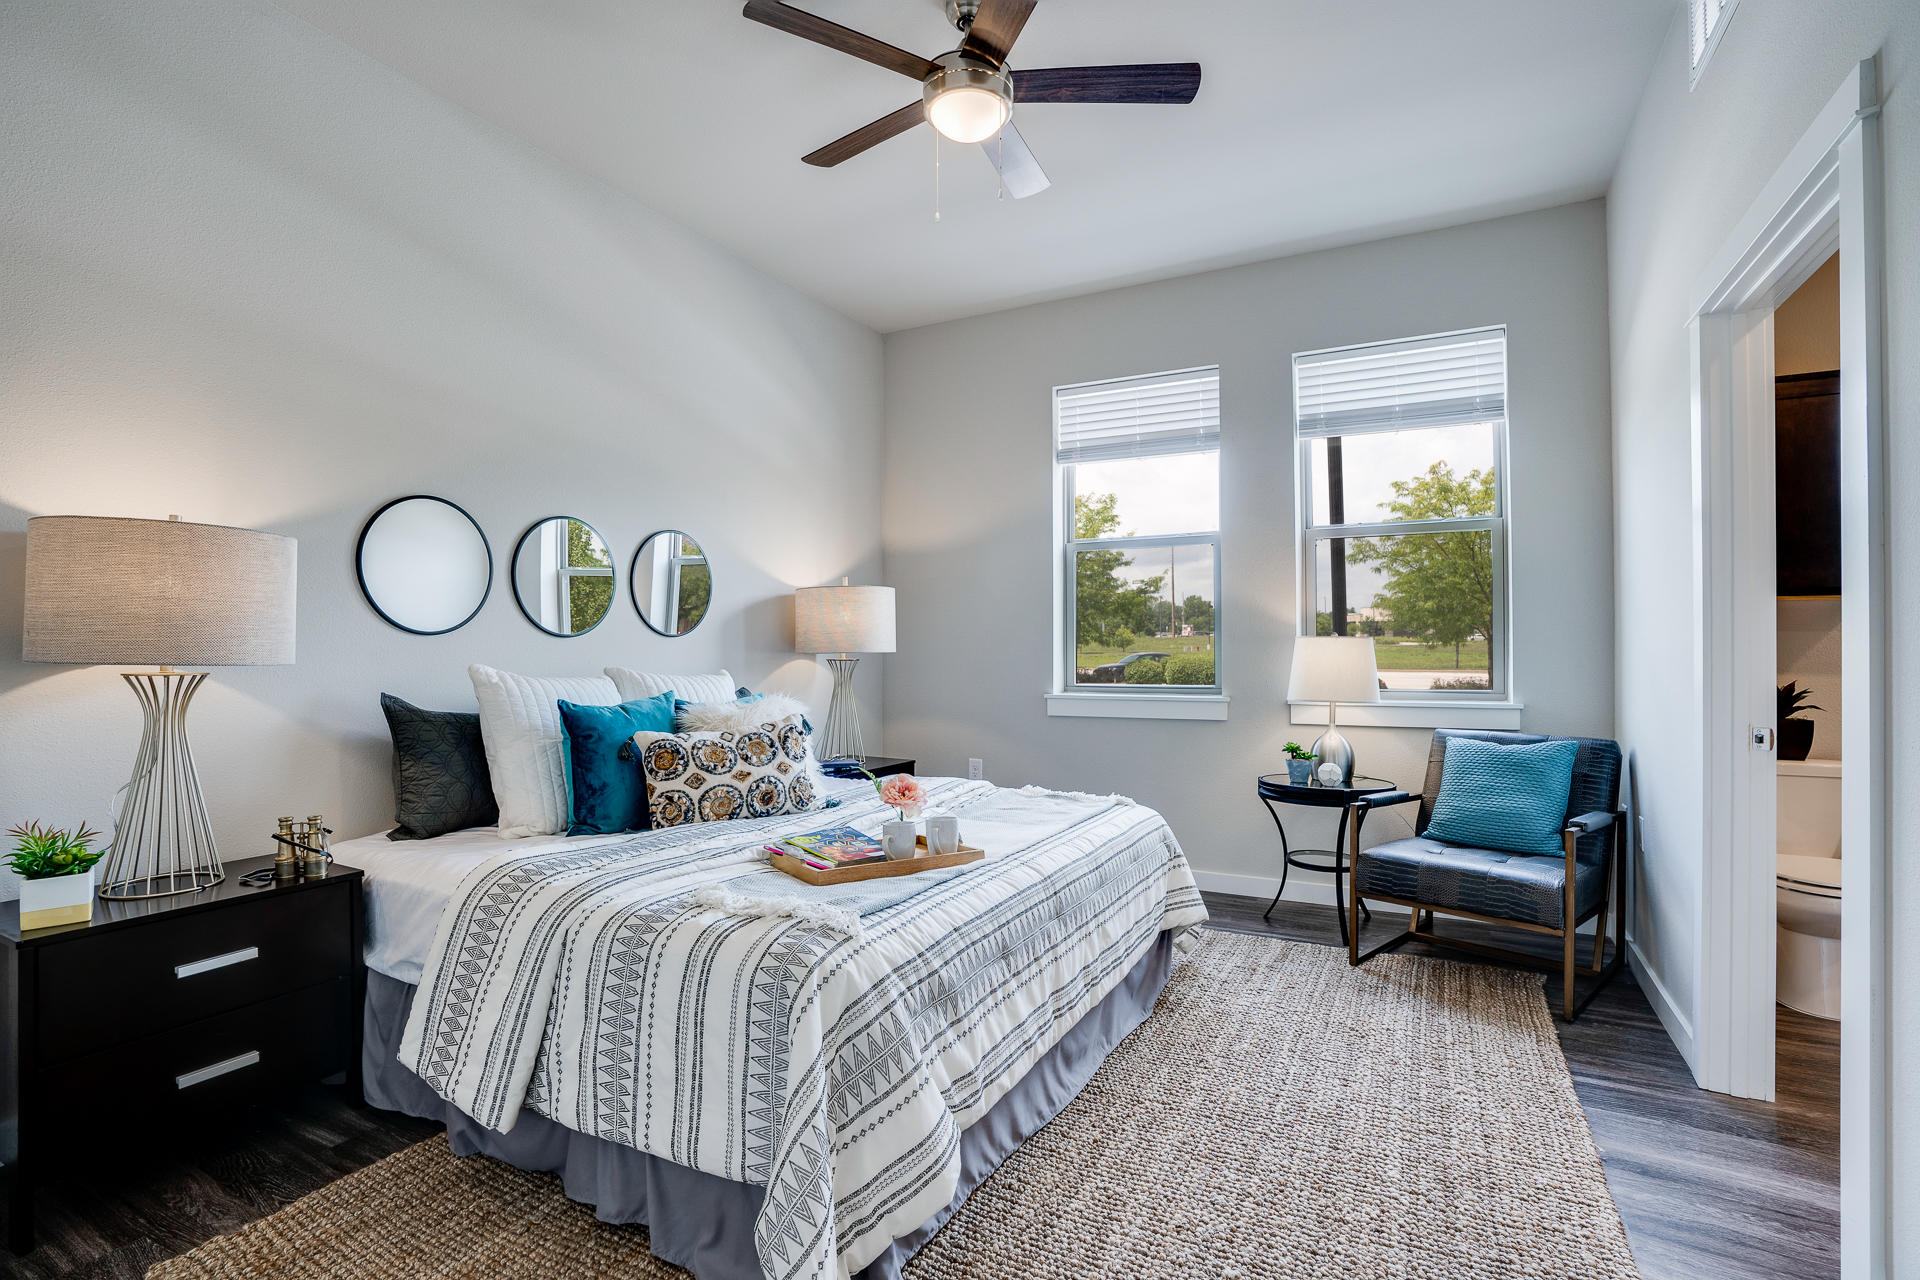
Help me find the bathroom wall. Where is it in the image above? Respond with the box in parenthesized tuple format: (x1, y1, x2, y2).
(1773, 255, 1842, 759)
(1778, 599, 1842, 759)
(0, 0, 885, 897)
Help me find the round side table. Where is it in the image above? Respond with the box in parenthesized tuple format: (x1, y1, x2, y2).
(1254, 774, 1396, 946)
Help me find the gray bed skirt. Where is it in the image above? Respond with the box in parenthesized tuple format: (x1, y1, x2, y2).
(363, 929, 1174, 1280)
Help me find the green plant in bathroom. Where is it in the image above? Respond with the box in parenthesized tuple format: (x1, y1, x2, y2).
(1777, 682, 1822, 762)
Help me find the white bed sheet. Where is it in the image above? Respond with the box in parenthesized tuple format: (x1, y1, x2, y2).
(337, 774, 874, 984)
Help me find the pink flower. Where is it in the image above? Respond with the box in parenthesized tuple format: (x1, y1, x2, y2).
(878, 774, 926, 819)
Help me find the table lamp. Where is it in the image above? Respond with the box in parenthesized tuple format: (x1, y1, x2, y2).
(23, 515, 297, 899)
(1286, 636, 1380, 787)
(793, 578, 895, 763)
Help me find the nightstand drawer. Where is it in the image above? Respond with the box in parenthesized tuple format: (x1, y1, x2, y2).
(41, 979, 350, 1114)
(37, 886, 352, 1061)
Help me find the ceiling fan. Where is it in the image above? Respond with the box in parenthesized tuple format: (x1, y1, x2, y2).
(742, 0, 1201, 199)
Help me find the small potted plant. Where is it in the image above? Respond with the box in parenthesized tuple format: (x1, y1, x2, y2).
(1778, 682, 1822, 762)
(1283, 742, 1316, 786)
(7, 821, 104, 930)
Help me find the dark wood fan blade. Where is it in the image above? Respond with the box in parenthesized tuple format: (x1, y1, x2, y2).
(742, 0, 939, 81)
(1013, 63, 1202, 104)
(803, 102, 926, 167)
(980, 121, 1049, 198)
(959, 0, 1036, 66)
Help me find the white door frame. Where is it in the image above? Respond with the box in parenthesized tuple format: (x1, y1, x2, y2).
(1688, 57, 1887, 1275)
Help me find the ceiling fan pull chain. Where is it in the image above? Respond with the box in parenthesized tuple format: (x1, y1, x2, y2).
(933, 128, 942, 223)
(997, 129, 1005, 201)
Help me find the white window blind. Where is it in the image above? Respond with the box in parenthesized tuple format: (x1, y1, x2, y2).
(1293, 329, 1505, 438)
(1055, 367, 1220, 464)
(1689, 0, 1739, 81)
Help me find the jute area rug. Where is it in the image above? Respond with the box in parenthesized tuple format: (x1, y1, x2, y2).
(150, 930, 1640, 1279)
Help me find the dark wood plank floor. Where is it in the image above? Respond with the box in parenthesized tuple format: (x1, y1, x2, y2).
(9, 897, 1838, 1280)
(1205, 892, 1841, 1280)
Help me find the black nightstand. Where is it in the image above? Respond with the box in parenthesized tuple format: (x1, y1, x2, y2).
(0, 854, 364, 1254)
(821, 756, 917, 780)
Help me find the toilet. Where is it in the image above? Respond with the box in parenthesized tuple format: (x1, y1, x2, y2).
(1777, 759, 1842, 1020)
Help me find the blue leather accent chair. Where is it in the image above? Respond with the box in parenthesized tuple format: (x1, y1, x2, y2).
(1345, 729, 1628, 1021)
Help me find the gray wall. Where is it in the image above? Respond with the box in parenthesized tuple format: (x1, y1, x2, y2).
(880, 202, 1616, 897)
(0, 0, 883, 896)
(1605, 0, 1918, 1256)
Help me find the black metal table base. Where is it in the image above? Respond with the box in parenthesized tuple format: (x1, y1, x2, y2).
(1258, 801, 1373, 945)
(1254, 775, 1396, 948)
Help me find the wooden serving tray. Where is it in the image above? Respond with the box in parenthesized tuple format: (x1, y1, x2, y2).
(771, 836, 984, 885)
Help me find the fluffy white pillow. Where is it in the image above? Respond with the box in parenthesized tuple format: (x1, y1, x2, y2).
(604, 667, 736, 705)
(674, 692, 812, 734)
(469, 664, 620, 838)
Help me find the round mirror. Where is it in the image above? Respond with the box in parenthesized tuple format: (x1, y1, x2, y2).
(630, 530, 712, 637)
(511, 517, 614, 637)
(356, 496, 492, 635)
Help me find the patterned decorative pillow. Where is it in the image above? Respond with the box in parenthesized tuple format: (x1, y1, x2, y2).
(633, 713, 826, 827)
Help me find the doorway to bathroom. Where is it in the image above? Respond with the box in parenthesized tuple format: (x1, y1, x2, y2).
(1686, 57, 1887, 1276)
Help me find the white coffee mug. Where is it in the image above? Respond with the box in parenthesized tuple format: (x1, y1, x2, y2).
(882, 819, 918, 861)
(924, 815, 961, 856)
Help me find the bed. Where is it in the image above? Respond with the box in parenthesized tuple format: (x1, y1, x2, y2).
(340, 774, 1206, 1280)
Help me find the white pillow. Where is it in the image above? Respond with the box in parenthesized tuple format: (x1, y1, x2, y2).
(469, 664, 620, 838)
(605, 667, 736, 705)
(674, 692, 812, 735)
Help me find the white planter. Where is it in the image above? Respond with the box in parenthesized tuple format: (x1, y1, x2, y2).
(19, 865, 95, 930)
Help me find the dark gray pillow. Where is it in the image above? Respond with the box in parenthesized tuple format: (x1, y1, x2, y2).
(381, 693, 498, 840)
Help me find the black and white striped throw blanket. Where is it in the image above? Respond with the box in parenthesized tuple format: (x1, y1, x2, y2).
(398, 778, 1206, 1280)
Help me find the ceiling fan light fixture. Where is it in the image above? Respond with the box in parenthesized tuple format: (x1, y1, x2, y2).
(923, 55, 1013, 144)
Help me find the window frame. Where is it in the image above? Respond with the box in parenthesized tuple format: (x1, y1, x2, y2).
(1688, 0, 1740, 87)
(1291, 326, 1514, 706)
(1053, 365, 1223, 702)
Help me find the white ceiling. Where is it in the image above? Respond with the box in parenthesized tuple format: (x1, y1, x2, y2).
(273, 0, 1675, 332)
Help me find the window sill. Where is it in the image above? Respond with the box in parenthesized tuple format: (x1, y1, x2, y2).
(1287, 699, 1524, 730)
(1046, 692, 1230, 722)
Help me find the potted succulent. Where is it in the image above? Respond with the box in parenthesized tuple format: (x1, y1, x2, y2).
(7, 821, 104, 930)
(1283, 742, 1316, 786)
(1777, 682, 1822, 762)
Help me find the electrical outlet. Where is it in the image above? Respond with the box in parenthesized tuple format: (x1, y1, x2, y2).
(968, 758, 984, 781)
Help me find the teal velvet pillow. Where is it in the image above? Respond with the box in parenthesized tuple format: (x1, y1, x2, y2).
(1422, 736, 1579, 856)
(559, 693, 677, 835)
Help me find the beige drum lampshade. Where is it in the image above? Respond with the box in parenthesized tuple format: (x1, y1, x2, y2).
(794, 583, 895, 655)
(1286, 635, 1381, 704)
(23, 515, 298, 665)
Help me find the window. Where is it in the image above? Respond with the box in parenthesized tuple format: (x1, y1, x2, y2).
(1293, 328, 1509, 700)
(537, 518, 613, 633)
(1689, 0, 1739, 86)
(1055, 367, 1220, 694)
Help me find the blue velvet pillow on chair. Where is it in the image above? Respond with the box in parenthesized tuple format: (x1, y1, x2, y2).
(559, 692, 678, 835)
(1422, 736, 1579, 856)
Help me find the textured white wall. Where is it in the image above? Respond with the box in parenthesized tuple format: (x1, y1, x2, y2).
(1605, 0, 1918, 1255)
(0, 0, 883, 896)
(881, 202, 1616, 897)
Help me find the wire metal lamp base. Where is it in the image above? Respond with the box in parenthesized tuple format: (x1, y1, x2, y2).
(817, 656, 866, 763)
(99, 670, 225, 899)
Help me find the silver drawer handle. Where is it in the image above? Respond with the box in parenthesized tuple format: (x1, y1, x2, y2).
(174, 946, 259, 979)
(175, 1050, 261, 1090)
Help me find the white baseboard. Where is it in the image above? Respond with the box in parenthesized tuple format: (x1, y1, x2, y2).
(1628, 936, 1696, 1072)
(1190, 869, 1408, 914)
